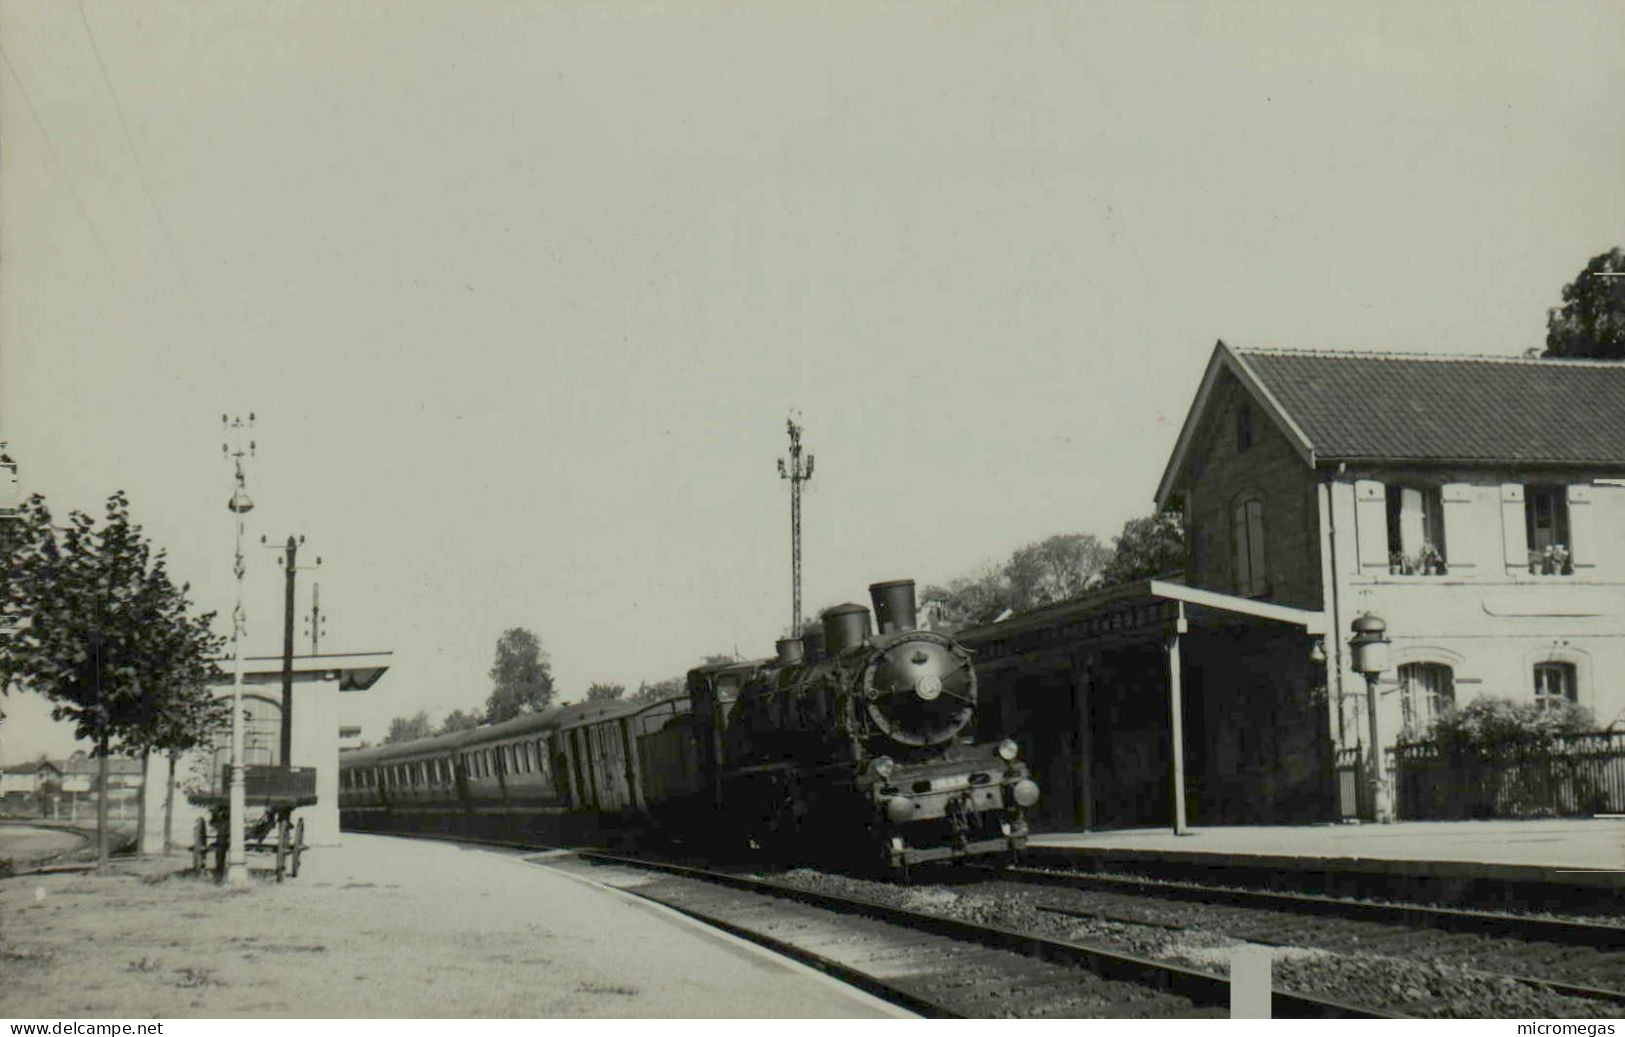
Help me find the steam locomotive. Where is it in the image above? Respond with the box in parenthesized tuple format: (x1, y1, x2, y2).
(338, 579, 1038, 871)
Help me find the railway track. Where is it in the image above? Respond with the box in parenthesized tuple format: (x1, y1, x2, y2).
(539, 849, 1387, 1019)
(977, 864, 1625, 1012)
(361, 828, 1625, 1017)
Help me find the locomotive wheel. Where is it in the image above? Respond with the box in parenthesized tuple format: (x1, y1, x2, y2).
(289, 818, 306, 878)
(191, 818, 208, 874)
(274, 818, 290, 882)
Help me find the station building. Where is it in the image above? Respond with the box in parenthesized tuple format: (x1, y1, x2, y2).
(961, 343, 1625, 830)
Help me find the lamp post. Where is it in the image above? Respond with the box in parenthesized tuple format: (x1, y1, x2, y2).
(1348, 613, 1393, 823)
(223, 414, 255, 884)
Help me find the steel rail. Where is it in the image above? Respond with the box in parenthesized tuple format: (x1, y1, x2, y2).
(577, 849, 1391, 1019)
(997, 864, 1625, 947)
(1032, 902, 1625, 1010)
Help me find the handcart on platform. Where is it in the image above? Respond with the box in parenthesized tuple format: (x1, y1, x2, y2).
(188, 764, 316, 881)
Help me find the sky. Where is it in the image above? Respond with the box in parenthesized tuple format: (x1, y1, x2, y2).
(2, 0, 1623, 762)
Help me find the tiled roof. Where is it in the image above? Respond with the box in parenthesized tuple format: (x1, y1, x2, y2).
(1236, 349, 1625, 466)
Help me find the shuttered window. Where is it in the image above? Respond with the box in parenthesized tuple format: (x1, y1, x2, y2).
(1385, 486, 1447, 573)
(1231, 496, 1266, 596)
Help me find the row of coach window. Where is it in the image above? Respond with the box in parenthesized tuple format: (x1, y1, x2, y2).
(341, 738, 554, 790)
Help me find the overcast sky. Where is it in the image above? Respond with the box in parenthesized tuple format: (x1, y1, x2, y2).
(3, 1, 1623, 761)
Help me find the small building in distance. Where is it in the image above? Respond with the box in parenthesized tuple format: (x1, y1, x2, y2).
(0, 759, 61, 811)
(961, 342, 1625, 830)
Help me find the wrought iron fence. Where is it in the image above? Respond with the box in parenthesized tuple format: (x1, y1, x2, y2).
(1391, 730, 1625, 819)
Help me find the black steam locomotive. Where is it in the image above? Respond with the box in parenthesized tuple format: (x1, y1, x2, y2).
(339, 579, 1038, 872)
(690, 579, 1038, 869)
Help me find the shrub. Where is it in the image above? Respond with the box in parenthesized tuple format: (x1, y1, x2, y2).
(1430, 696, 1594, 758)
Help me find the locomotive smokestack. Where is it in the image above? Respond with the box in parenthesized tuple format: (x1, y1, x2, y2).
(802, 623, 826, 663)
(822, 603, 872, 655)
(869, 579, 918, 634)
(775, 637, 804, 666)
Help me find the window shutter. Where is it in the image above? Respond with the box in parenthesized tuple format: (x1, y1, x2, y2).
(1440, 483, 1477, 570)
(1354, 480, 1388, 572)
(1232, 504, 1251, 592)
(1500, 484, 1527, 571)
(1246, 500, 1266, 594)
(1568, 484, 1595, 569)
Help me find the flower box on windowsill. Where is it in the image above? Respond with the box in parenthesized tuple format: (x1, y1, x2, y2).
(1527, 546, 1574, 576)
(1389, 549, 1448, 577)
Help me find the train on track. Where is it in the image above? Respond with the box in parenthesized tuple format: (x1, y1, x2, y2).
(339, 579, 1040, 871)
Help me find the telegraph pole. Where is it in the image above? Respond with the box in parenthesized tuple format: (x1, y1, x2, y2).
(221, 414, 255, 885)
(261, 535, 320, 767)
(776, 415, 814, 637)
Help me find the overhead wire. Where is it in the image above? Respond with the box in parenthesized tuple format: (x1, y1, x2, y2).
(0, 43, 118, 271)
(71, 0, 195, 303)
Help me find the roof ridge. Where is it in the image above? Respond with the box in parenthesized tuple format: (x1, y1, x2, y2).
(1235, 346, 1625, 369)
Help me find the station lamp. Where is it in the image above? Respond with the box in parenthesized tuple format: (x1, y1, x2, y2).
(1348, 613, 1394, 823)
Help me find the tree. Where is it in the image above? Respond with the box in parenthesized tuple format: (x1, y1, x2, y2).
(585, 682, 625, 701)
(1545, 247, 1625, 359)
(1098, 511, 1186, 587)
(922, 562, 1014, 628)
(0, 492, 224, 865)
(485, 627, 554, 723)
(1006, 533, 1110, 610)
(437, 708, 482, 735)
(632, 677, 684, 703)
(143, 679, 228, 853)
(384, 710, 432, 744)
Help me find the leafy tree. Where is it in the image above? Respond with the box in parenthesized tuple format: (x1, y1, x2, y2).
(484, 627, 555, 723)
(1098, 511, 1186, 587)
(585, 682, 625, 701)
(632, 677, 684, 703)
(0, 492, 224, 865)
(384, 710, 432, 744)
(1006, 533, 1110, 611)
(1545, 247, 1625, 359)
(922, 563, 1014, 628)
(145, 680, 229, 853)
(437, 708, 482, 735)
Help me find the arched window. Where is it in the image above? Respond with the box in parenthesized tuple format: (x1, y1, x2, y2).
(1398, 662, 1455, 735)
(1231, 494, 1267, 596)
(1533, 662, 1577, 710)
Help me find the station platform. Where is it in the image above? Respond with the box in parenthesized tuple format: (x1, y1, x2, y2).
(1028, 819, 1625, 900)
(0, 833, 910, 1018)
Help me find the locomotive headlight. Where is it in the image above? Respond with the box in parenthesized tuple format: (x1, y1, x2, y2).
(1012, 779, 1040, 807)
(873, 756, 896, 779)
(998, 739, 1020, 761)
(886, 796, 917, 823)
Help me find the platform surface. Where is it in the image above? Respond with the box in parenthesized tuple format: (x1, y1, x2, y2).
(1031, 818, 1625, 874)
(0, 833, 910, 1018)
